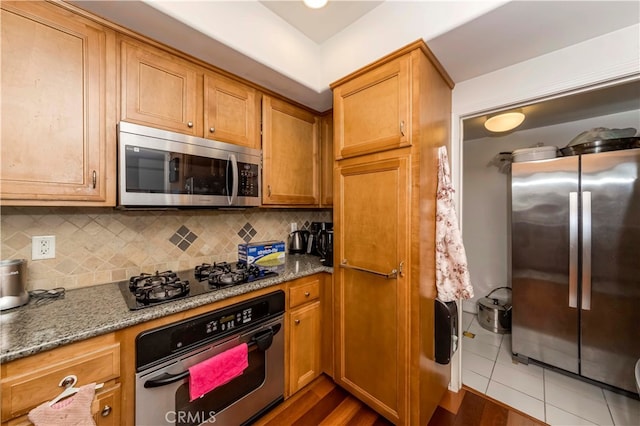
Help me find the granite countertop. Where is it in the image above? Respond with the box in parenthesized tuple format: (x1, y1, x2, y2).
(0, 255, 332, 364)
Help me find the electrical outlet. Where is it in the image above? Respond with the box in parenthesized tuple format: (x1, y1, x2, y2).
(290, 222, 298, 232)
(32, 236, 56, 260)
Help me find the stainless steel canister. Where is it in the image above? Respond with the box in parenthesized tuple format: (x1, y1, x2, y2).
(0, 259, 29, 310)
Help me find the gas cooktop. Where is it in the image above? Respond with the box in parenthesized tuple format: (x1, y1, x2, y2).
(119, 262, 278, 310)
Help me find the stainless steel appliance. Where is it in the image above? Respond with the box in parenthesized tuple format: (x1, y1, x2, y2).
(288, 230, 309, 254)
(0, 259, 29, 310)
(118, 122, 261, 208)
(511, 147, 640, 394)
(135, 291, 285, 426)
(120, 263, 277, 310)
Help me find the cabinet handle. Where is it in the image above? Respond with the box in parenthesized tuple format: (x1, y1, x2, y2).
(101, 405, 112, 417)
(294, 319, 300, 325)
(209, 127, 215, 133)
(92, 171, 97, 189)
(400, 120, 405, 136)
(267, 185, 271, 197)
(340, 259, 398, 279)
(187, 121, 194, 128)
(304, 291, 310, 297)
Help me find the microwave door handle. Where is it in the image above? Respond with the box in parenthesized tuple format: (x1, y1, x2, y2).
(227, 154, 238, 205)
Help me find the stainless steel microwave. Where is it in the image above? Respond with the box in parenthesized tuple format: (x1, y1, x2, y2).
(118, 122, 261, 208)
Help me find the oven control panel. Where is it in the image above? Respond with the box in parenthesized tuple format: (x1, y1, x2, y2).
(171, 302, 268, 352)
(205, 307, 253, 333)
(135, 290, 285, 371)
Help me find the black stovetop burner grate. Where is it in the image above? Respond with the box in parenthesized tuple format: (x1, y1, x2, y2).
(194, 262, 277, 288)
(120, 263, 279, 310)
(128, 270, 190, 304)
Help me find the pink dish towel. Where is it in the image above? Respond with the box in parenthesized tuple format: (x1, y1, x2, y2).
(189, 343, 249, 401)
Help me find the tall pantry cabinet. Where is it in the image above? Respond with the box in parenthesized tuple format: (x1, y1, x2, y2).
(331, 40, 454, 425)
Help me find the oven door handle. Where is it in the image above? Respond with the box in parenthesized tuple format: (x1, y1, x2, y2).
(143, 324, 281, 388)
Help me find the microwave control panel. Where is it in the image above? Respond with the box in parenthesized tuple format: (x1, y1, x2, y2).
(239, 162, 259, 197)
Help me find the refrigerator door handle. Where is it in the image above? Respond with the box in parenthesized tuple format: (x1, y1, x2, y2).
(582, 191, 592, 310)
(569, 192, 579, 308)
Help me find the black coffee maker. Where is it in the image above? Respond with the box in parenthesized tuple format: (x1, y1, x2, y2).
(317, 227, 333, 267)
(308, 222, 332, 257)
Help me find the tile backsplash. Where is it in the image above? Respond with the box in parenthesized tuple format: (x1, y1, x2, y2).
(1, 207, 331, 291)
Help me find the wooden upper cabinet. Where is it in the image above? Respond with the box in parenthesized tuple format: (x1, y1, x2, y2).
(204, 73, 260, 149)
(0, 1, 116, 205)
(332, 55, 411, 160)
(262, 95, 319, 206)
(121, 39, 201, 136)
(320, 112, 334, 207)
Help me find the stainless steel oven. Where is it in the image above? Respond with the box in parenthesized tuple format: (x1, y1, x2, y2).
(134, 291, 284, 426)
(118, 121, 261, 208)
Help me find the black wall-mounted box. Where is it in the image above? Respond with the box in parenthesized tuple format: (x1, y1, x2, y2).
(435, 299, 459, 365)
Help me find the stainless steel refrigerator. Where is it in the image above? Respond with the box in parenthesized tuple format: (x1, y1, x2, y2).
(511, 147, 640, 394)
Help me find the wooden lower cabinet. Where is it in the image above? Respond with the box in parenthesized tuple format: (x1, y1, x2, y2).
(93, 384, 121, 426)
(0, 334, 121, 426)
(288, 301, 321, 395)
(286, 274, 323, 397)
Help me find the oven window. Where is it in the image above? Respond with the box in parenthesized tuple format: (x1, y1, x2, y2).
(174, 347, 265, 426)
(125, 145, 230, 196)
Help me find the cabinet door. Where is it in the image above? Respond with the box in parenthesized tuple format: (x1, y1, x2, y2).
(262, 96, 319, 205)
(334, 154, 410, 424)
(0, 1, 115, 204)
(93, 384, 121, 426)
(121, 40, 200, 136)
(320, 112, 334, 207)
(333, 56, 410, 160)
(204, 73, 260, 149)
(289, 301, 321, 395)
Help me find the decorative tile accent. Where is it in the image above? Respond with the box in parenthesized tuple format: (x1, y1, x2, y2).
(237, 222, 257, 243)
(0, 207, 332, 290)
(170, 226, 198, 251)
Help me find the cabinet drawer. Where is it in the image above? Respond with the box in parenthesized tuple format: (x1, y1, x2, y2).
(289, 279, 320, 309)
(1, 341, 120, 422)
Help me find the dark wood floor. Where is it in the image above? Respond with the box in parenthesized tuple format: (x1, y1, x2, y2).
(254, 375, 547, 426)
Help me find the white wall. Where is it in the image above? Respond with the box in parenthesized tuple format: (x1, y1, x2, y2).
(461, 109, 640, 313)
(449, 27, 639, 390)
(450, 22, 640, 310)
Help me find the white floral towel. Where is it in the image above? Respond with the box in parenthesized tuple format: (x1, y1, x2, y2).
(435, 146, 474, 302)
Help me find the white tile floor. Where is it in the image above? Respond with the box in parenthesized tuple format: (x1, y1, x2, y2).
(461, 312, 640, 425)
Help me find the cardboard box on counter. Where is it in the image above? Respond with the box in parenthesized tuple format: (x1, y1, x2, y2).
(238, 240, 285, 272)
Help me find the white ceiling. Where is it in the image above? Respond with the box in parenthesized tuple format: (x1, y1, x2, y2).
(72, 1, 639, 115)
(259, 1, 384, 44)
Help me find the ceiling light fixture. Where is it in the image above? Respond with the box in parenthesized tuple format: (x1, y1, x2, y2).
(303, 0, 328, 9)
(484, 111, 525, 133)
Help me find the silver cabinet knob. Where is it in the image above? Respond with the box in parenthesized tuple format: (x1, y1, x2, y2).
(101, 405, 112, 417)
(209, 127, 215, 133)
(187, 121, 194, 128)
